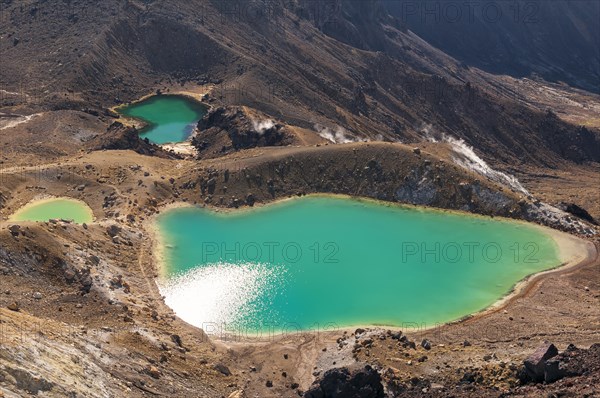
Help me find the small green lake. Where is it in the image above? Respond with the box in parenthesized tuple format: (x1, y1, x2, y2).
(117, 95, 207, 144)
(10, 198, 94, 224)
(157, 196, 562, 335)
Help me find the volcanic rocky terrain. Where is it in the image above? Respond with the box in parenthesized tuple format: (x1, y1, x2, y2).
(0, 0, 599, 397)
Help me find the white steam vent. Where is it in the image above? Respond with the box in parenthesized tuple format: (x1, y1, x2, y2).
(445, 135, 530, 195)
(252, 118, 276, 134)
(315, 124, 367, 144)
(420, 125, 530, 195)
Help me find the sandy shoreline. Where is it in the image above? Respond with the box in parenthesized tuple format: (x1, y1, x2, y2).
(144, 201, 196, 280)
(110, 89, 214, 158)
(147, 194, 597, 341)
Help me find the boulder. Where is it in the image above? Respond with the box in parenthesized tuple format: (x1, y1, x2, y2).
(146, 365, 161, 379)
(304, 365, 384, 398)
(206, 178, 217, 194)
(106, 225, 122, 238)
(8, 225, 21, 237)
(361, 338, 374, 347)
(171, 334, 184, 348)
(214, 363, 231, 376)
(543, 358, 567, 383)
(557, 202, 597, 225)
(421, 339, 432, 350)
(520, 343, 599, 384)
(522, 342, 559, 382)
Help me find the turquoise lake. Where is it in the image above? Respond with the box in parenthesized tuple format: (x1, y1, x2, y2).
(10, 198, 94, 224)
(117, 95, 207, 144)
(156, 196, 562, 334)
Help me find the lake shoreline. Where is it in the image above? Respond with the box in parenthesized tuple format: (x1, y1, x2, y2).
(114, 93, 209, 145)
(8, 195, 95, 224)
(148, 194, 594, 340)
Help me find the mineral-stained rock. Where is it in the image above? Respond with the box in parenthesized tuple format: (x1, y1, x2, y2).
(147, 365, 161, 379)
(394, 169, 437, 206)
(228, 391, 244, 398)
(5, 368, 54, 394)
(192, 106, 292, 158)
(64, 269, 76, 282)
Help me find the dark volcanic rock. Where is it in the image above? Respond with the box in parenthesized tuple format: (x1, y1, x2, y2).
(518, 342, 600, 384)
(539, 343, 600, 383)
(171, 334, 184, 348)
(8, 225, 21, 237)
(385, 0, 600, 93)
(192, 106, 292, 157)
(460, 371, 483, 384)
(213, 363, 231, 376)
(0, 0, 597, 169)
(557, 202, 598, 225)
(87, 122, 179, 159)
(535, 111, 600, 163)
(304, 365, 384, 398)
(523, 341, 559, 382)
(543, 357, 567, 383)
(421, 339, 432, 350)
(106, 225, 122, 238)
(63, 265, 93, 293)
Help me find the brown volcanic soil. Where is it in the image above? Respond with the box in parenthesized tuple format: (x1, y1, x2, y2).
(0, 144, 598, 397)
(0, 110, 106, 167)
(0, 1, 598, 397)
(1, 0, 599, 167)
(517, 164, 600, 222)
